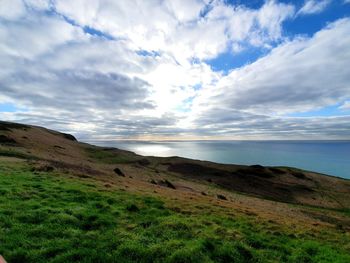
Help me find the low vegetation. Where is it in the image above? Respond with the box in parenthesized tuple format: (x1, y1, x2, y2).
(0, 160, 349, 263)
(0, 149, 38, 160)
(85, 147, 140, 164)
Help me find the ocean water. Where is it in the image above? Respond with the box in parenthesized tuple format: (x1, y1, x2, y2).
(89, 140, 350, 179)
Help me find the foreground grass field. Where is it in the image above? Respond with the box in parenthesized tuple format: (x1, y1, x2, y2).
(0, 160, 349, 263)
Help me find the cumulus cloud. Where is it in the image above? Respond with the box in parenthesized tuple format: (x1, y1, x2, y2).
(297, 0, 331, 15)
(192, 18, 350, 115)
(188, 18, 350, 138)
(0, 0, 26, 20)
(0, 0, 349, 140)
(0, 16, 85, 60)
(51, 0, 294, 62)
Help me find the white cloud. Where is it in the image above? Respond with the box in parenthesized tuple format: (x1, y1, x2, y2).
(231, 19, 349, 112)
(0, 15, 86, 60)
(339, 101, 350, 110)
(257, 0, 295, 42)
(164, 0, 204, 23)
(0, 0, 26, 20)
(298, 0, 331, 15)
(202, 0, 295, 50)
(52, 0, 294, 62)
(24, 0, 51, 10)
(188, 18, 350, 136)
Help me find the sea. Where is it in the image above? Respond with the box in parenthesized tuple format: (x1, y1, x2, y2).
(88, 140, 350, 179)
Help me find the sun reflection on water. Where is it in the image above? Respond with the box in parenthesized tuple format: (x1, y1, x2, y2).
(134, 145, 172, 156)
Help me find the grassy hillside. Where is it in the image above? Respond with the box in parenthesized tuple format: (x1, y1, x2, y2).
(0, 121, 349, 262)
(1, 160, 349, 263)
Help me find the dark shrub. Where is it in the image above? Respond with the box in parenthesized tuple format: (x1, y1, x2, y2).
(114, 168, 125, 177)
(150, 179, 157, 185)
(0, 135, 17, 145)
(137, 158, 151, 166)
(164, 180, 176, 189)
(217, 194, 227, 200)
(250, 164, 264, 169)
(62, 133, 77, 141)
(126, 204, 139, 212)
(291, 170, 306, 179)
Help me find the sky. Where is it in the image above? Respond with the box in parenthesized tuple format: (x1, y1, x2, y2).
(0, 0, 350, 141)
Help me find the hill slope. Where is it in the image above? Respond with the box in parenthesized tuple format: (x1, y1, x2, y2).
(1, 120, 349, 209)
(0, 121, 349, 262)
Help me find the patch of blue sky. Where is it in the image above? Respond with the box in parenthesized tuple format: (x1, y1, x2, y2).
(283, 0, 350, 38)
(200, 0, 214, 17)
(0, 103, 26, 112)
(45, 8, 114, 40)
(83, 26, 114, 40)
(225, 0, 265, 9)
(175, 96, 195, 113)
(200, 0, 266, 18)
(193, 84, 202, 91)
(136, 50, 161, 57)
(287, 102, 350, 117)
(44, 8, 77, 25)
(205, 46, 268, 73)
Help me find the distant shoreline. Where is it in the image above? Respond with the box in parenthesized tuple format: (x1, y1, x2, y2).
(85, 140, 350, 180)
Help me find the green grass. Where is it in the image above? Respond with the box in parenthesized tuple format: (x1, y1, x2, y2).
(0, 160, 349, 263)
(337, 208, 350, 217)
(85, 147, 139, 164)
(0, 149, 38, 160)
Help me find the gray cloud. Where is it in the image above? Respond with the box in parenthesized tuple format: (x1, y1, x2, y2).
(192, 108, 350, 139)
(209, 18, 350, 115)
(1, 68, 154, 110)
(4, 111, 179, 140)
